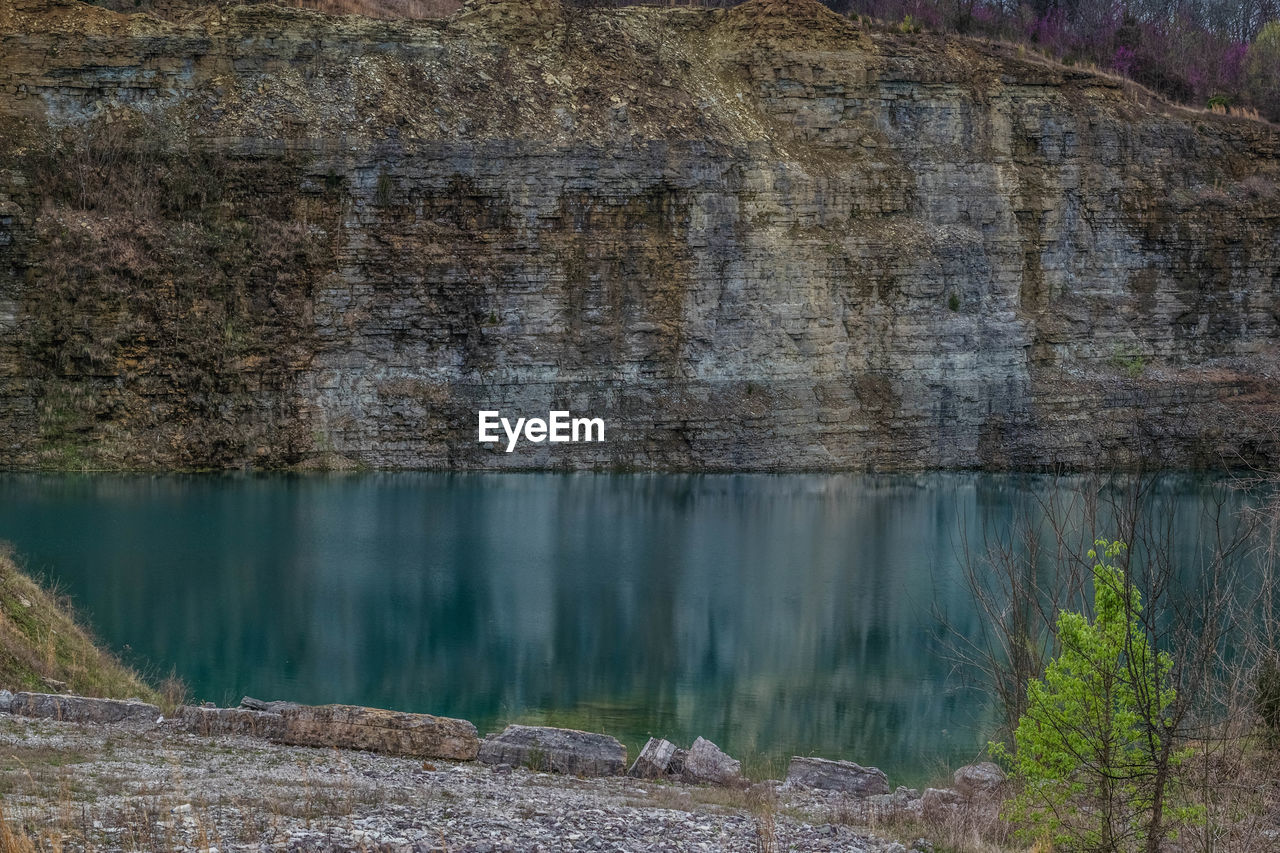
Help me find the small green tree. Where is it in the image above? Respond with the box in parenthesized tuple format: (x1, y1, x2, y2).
(994, 540, 1188, 852)
(1245, 21, 1280, 121)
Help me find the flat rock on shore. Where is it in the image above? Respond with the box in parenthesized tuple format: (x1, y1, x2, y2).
(786, 756, 891, 795)
(479, 724, 626, 776)
(278, 703, 480, 761)
(9, 693, 160, 725)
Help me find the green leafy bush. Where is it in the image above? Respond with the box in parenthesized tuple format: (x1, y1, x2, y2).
(993, 540, 1194, 851)
(1109, 344, 1147, 378)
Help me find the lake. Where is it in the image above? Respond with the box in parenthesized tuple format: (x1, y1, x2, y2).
(0, 472, 1251, 784)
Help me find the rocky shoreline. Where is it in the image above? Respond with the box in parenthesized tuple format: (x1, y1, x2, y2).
(0, 690, 999, 851)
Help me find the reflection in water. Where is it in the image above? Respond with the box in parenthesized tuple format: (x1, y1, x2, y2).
(0, 473, 1249, 782)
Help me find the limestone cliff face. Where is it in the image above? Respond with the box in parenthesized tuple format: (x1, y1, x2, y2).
(1, 0, 1277, 471)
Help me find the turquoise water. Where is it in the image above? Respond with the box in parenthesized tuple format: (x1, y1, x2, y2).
(0, 473, 1248, 784)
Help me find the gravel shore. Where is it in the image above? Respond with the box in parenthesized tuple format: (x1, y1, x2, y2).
(0, 714, 914, 852)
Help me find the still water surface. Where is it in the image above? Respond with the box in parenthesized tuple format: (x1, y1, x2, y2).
(0, 473, 1246, 783)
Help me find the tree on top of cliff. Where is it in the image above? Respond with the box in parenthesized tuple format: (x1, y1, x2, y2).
(1246, 20, 1280, 118)
(74, 0, 1280, 120)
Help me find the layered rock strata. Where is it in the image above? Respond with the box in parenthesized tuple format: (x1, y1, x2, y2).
(277, 703, 480, 760)
(478, 724, 627, 776)
(9, 692, 161, 724)
(785, 756, 891, 794)
(0, 0, 1276, 471)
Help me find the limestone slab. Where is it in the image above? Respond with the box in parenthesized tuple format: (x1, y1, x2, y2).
(478, 725, 625, 776)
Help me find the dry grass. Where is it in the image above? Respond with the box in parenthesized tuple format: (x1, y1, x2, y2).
(746, 783, 778, 853)
(1210, 102, 1263, 120)
(878, 29, 1277, 129)
(277, 0, 749, 19)
(281, 0, 461, 18)
(820, 742, 1280, 853)
(155, 674, 189, 717)
(0, 807, 36, 853)
(0, 736, 409, 852)
(0, 547, 158, 704)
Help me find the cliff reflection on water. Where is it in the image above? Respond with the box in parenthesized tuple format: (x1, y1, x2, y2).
(0, 473, 1249, 782)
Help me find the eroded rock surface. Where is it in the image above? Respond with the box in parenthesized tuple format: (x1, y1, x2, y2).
(921, 786, 963, 822)
(681, 736, 745, 786)
(0, 0, 1277, 471)
(786, 756, 891, 795)
(9, 693, 159, 725)
(278, 703, 480, 761)
(478, 724, 627, 776)
(178, 705, 287, 740)
(953, 761, 1006, 796)
(628, 736, 680, 778)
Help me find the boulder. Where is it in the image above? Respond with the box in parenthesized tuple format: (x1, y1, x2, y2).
(858, 785, 924, 821)
(10, 693, 159, 725)
(681, 736, 744, 787)
(178, 705, 286, 740)
(628, 737, 679, 778)
(478, 725, 626, 776)
(953, 762, 1006, 797)
(0, 690, 12, 713)
(279, 704, 479, 761)
(867, 786, 922, 810)
(240, 696, 300, 713)
(921, 787, 963, 823)
(785, 756, 890, 796)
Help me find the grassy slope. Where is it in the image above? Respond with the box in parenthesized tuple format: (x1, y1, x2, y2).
(0, 548, 158, 703)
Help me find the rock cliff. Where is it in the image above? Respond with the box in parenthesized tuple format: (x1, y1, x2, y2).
(1, 0, 1277, 470)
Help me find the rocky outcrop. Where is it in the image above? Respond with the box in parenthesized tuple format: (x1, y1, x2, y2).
(680, 736, 745, 786)
(9, 692, 160, 725)
(178, 705, 288, 739)
(920, 786, 963, 822)
(239, 697, 301, 714)
(176, 700, 481, 758)
(628, 736, 680, 779)
(478, 724, 627, 776)
(0, 0, 1277, 472)
(952, 761, 1005, 796)
(785, 756, 891, 795)
(626, 735, 745, 786)
(277, 704, 480, 760)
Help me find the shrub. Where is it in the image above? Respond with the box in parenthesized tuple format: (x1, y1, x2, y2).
(994, 540, 1194, 851)
(1109, 344, 1147, 378)
(1245, 21, 1280, 121)
(1255, 653, 1280, 746)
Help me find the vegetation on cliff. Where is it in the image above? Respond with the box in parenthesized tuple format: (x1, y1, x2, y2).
(3, 0, 1276, 472)
(81, 0, 1280, 123)
(835, 0, 1280, 123)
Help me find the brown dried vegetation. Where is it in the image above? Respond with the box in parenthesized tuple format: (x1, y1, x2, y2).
(15, 116, 340, 470)
(0, 547, 156, 703)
